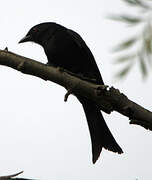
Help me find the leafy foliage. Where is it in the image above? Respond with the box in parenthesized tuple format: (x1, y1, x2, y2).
(115, 62, 134, 79)
(110, 0, 152, 79)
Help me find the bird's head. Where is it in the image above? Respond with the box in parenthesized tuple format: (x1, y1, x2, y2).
(19, 22, 57, 45)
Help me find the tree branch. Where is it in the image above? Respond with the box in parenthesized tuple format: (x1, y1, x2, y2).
(0, 171, 34, 180)
(0, 49, 152, 130)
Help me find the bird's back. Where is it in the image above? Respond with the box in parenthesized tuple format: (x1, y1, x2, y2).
(44, 24, 104, 84)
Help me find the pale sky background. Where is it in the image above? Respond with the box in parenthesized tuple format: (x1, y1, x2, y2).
(0, 0, 151, 180)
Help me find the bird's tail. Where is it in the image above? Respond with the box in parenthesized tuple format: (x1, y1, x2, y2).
(78, 96, 123, 163)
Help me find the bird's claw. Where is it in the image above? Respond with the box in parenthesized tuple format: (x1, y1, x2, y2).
(96, 85, 109, 96)
(4, 47, 8, 51)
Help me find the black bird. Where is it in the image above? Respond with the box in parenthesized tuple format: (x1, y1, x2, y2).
(19, 22, 123, 163)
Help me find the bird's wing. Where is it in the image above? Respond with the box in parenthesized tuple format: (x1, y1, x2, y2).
(67, 29, 95, 61)
(66, 29, 84, 48)
(67, 29, 104, 84)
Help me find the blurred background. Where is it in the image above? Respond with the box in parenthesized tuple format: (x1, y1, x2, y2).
(0, 0, 151, 179)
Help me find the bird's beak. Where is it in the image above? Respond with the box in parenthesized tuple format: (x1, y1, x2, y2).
(18, 35, 32, 43)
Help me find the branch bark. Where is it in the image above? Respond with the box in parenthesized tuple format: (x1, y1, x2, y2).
(0, 49, 152, 130)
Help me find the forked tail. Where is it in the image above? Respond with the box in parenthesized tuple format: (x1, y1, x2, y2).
(78, 96, 123, 163)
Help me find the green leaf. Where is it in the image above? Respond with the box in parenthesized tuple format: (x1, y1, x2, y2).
(134, 0, 150, 9)
(142, 25, 152, 65)
(123, 0, 139, 6)
(123, 0, 150, 9)
(113, 37, 137, 52)
(138, 53, 147, 77)
(114, 54, 136, 63)
(115, 63, 133, 78)
(109, 15, 142, 24)
(144, 38, 152, 54)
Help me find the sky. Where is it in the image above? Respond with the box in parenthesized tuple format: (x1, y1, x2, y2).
(0, 0, 152, 179)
